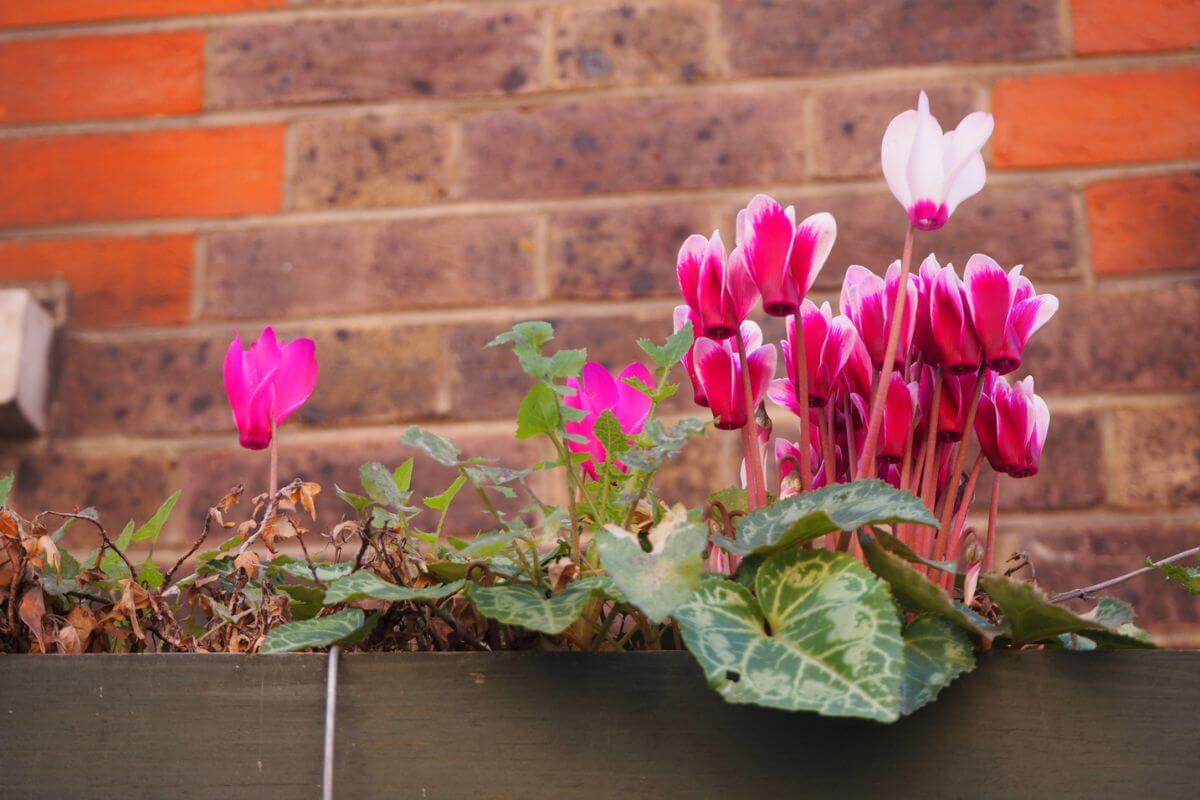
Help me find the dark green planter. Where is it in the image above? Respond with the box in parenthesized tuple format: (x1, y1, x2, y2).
(1, 651, 1197, 799)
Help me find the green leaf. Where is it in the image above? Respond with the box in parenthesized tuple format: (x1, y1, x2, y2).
(324, 573, 465, 605)
(487, 321, 554, 350)
(467, 576, 616, 635)
(622, 418, 707, 472)
(359, 462, 410, 508)
(261, 609, 370, 654)
(274, 558, 354, 582)
(708, 486, 749, 514)
(1078, 598, 1156, 649)
(860, 533, 995, 641)
(638, 322, 693, 370)
(0, 475, 12, 507)
(393, 458, 414, 492)
(335, 485, 374, 514)
(599, 505, 707, 622)
(900, 615, 975, 716)
(401, 426, 461, 467)
(138, 561, 164, 589)
(132, 491, 181, 544)
(547, 348, 587, 379)
(277, 584, 326, 620)
(980, 575, 1107, 644)
(115, 519, 135, 550)
(1082, 597, 1134, 628)
(516, 382, 561, 440)
(716, 479, 937, 558)
(1150, 555, 1200, 595)
(869, 527, 958, 573)
(592, 410, 629, 458)
(424, 475, 468, 512)
(674, 550, 904, 721)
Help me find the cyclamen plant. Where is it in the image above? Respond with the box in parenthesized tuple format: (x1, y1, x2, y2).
(3, 92, 1197, 723)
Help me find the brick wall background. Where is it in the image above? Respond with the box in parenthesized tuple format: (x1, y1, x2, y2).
(0, 0, 1197, 641)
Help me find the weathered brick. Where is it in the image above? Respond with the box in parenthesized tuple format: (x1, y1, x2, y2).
(551, 1, 713, 89)
(202, 215, 538, 319)
(992, 67, 1200, 168)
(812, 84, 978, 180)
(0, 126, 283, 228)
(180, 430, 551, 539)
(1021, 281, 1200, 394)
(1110, 404, 1200, 509)
(1087, 173, 1200, 277)
(463, 90, 807, 200)
(998, 410, 1105, 512)
(52, 322, 445, 438)
(720, 0, 1062, 76)
(289, 113, 454, 211)
(0, 235, 194, 328)
(1072, 0, 1200, 55)
(998, 520, 1200, 642)
(548, 204, 714, 301)
(0, 0, 282, 28)
(10, 449, 180, 551)
(719, 184, 1080, 288)
(208, 9, 542, 108)
(446, 310, 673, 422)
(0, 32, 203, 124)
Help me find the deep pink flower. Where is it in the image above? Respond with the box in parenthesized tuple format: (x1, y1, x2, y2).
(223, 327, 318, 450)
(929, 262, 982, 374)
(673, 305, 707, 408)
(564, 362, 655, 479)
(878, 373, 919, 464)
(882, 91, 994, 231)
(918, 367, 978, 443)
(963, 254, 1059, 374)
(975, 373, 1049, 478)
(737, 194, 837, 317)
(676, 231, 758, 340)
(769, 300, 857, 411)
(839, 261, 917, 371)
(692, 321, 777, 430)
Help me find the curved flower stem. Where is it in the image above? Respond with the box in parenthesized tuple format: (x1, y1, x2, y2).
(735, 330, 767, 510)
(857, 223, 915, 475)
(790, 313, 813, 491)
(944, 452, 986, 588)
(985, 473, 1001, 573)
(936, 364, 988, 541)
(268, 419, 279, 511)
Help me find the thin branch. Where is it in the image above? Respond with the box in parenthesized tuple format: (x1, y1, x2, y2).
(1050, 546, 1200, 603)
(39, 510, 137, 579)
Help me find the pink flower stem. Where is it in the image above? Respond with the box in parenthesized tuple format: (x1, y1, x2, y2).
(268, 419, 279, 513)
(857, 223, 915, 475)
(936, 364, 988, 545)
(735, 330, 767, 510)
(917, 366, 943, 559)
(942, 452, 985, 591)
(820, 405, 838, 488)
(844, 393, 858, 481)
(790, 314, 814, 492)
(985, 473, 1001, 574)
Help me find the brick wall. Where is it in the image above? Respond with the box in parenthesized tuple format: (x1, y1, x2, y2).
(0, 0, 1197, 641)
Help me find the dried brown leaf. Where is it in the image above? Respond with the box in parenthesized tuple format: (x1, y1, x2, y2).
(234, 550, 260, 580)
(19, 587, 47, 651)
(38, 535, 61, 574)
(56, 623, 83, 654)
(68, 605, 98, 647)
(0, 507, 23, 539)
(218, 484, 244, 511)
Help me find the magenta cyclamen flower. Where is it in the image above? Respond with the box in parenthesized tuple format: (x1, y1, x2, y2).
(975, 373, 1049, 478)
(564, 362, 655, 479)
(692, 321, 777, 430)
(882, 91, 994, 231)
(928, 262, 983, 374)
(769, 300, 857, 411)
(223, 327, 318, 450)
(676, 231, 758, 340)
(840, 262, 917, 371)
(737, 194, 837, 317)
(918, 367, 978, 443)
(963, 254, 1059, 374)
(878, 373, 919, 464)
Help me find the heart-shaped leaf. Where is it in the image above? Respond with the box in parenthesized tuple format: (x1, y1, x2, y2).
(261, 608, 373, 654)
(674, 549, 904, 721)
(716, 480, 936, 557)
(467, 576, 617, 635)
(324, 572, 464, 605)
(980, 575, 1107, 644)
(600, 505, 707, 622)
(901, 614, 975, 716)
(401, 426, 462, 466)
(277, 584, 326, 620)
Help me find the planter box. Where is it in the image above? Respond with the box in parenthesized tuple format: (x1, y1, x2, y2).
(1, 651, 1196, 799)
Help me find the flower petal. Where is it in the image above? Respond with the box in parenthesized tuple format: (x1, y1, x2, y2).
(963, 253, 1015, 360)
(616, 362, 655, 433)
(881, 108, 918, 208)
(676, 234, 708, 310)
(789, 211, 837, 296)
(272, 337, 319, 424)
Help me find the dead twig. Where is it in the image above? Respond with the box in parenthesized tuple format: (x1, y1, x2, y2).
(1050, 545, 1200, 603)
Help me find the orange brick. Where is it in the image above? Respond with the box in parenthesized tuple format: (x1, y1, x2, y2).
(1087, 172, 1200, 276)
(1072, 0, 1200, 55)
(992, 67, 1200, 168)
(0, 0, 283, 28)
(0, 32, 204, 124)
(0, 234, 195, 327)
(0, 126, 284, 227)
